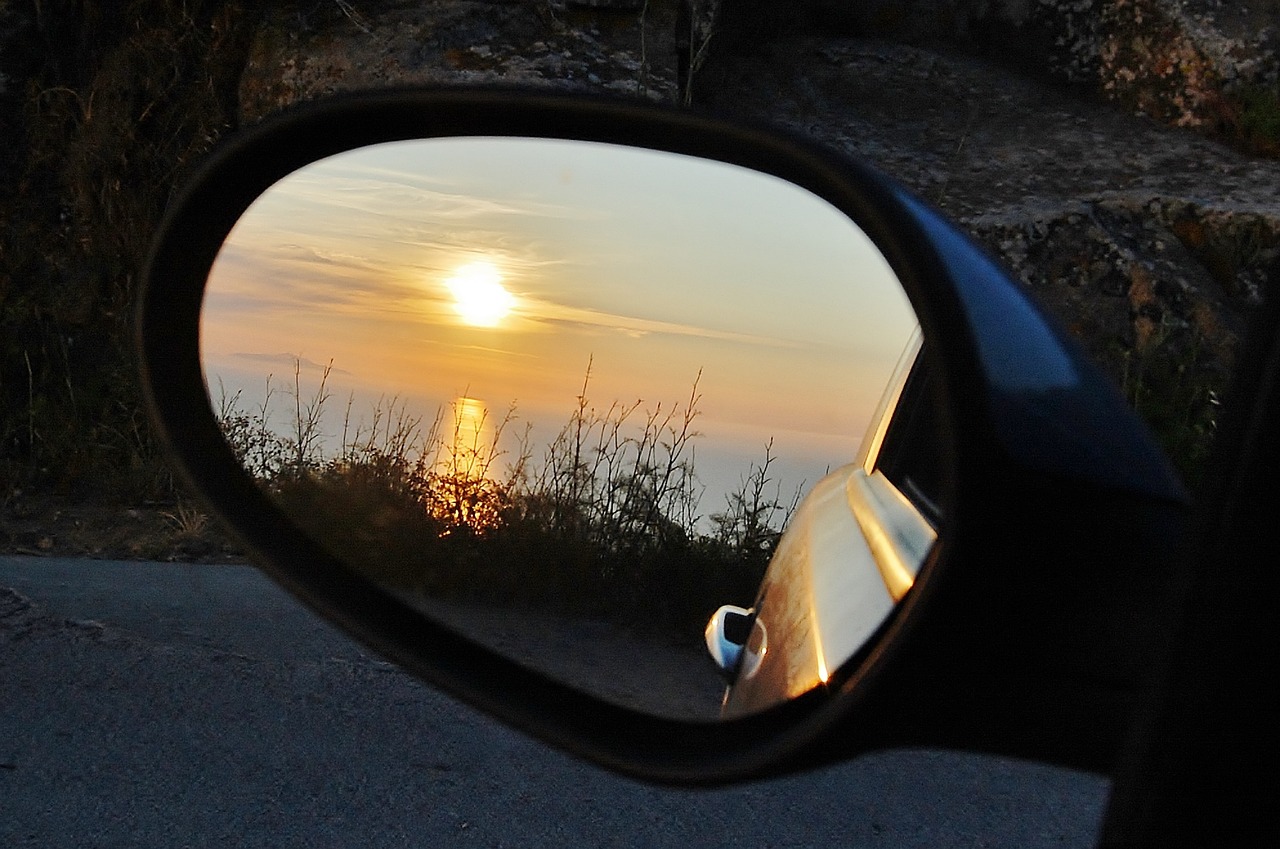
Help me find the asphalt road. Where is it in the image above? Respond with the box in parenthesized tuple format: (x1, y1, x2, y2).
(2, 555, 1110, 848)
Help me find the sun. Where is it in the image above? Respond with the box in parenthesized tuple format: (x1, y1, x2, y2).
(444, 261, 515, 327)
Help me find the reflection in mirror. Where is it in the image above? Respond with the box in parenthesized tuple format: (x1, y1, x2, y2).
(200, 137, 929, 720)
(715, 332, 940, 718)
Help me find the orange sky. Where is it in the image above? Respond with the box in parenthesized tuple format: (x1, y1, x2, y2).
(201, 137, 918, 508)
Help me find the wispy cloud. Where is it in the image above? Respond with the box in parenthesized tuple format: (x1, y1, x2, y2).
(227, 352, 354, 375)
(281, 172, 598, 224)
(209, 241, 424, 312)
(517, 300, 800, 349)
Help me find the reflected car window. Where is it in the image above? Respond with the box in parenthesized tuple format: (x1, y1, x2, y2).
(875, 348, 943, 526)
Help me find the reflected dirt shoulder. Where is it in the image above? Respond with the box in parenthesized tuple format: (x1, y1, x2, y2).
(408, 594, 727, 721)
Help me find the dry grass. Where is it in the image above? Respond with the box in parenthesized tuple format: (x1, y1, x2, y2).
(216, 357, 799, 636)
(1, 1, 258, 500)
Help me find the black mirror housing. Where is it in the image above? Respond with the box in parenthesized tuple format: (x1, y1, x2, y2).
(139, 87, 1187, 784)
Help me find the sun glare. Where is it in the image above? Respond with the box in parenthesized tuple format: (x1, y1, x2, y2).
(444, 261, 515, 327)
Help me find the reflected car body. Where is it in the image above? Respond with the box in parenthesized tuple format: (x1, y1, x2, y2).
(714, 329, 941, 717)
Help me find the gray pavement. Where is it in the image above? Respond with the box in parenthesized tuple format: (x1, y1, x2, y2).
(2, 555, 1110, 847)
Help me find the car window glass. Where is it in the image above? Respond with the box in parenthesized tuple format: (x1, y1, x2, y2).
(875, 351, 944, 525)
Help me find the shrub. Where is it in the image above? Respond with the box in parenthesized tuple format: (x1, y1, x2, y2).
(217, 357, 798, 636)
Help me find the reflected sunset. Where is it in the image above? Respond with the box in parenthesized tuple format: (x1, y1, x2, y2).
(444, 261, 516, 327)
(440, 395, 497, 478)
(201, 136, 918, 519)
(196, 133, 927, 722)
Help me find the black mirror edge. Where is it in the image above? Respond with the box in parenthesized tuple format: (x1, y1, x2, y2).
(138, 86, 1187, 785)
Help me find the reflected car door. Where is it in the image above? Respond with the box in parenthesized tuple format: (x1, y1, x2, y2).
(722, 331, 941, 717)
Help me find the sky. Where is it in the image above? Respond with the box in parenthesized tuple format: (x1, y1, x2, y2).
(201, 136, 918, 512)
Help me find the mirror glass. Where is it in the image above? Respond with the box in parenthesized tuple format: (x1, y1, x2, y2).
(200, 137, 928, 720)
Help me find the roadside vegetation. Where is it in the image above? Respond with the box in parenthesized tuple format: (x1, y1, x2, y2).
(0, 0, 259, 505)
(216, 359, 803, 637)
(1117, 316, 1222, 491)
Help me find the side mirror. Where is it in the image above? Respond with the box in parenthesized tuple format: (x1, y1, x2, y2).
(139, 88, 1187, 785)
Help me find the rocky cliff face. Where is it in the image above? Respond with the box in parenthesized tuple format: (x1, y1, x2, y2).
(237, 0, 1278, 482)
(696, 35, 1277, 473)
(3, 0, 1271, 504)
